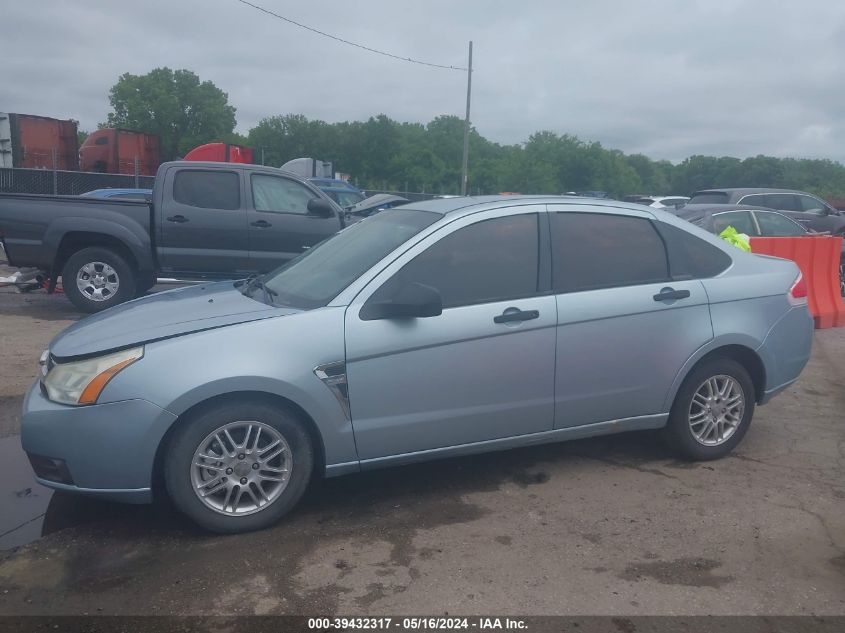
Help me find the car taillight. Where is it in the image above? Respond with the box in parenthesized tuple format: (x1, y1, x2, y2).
(789, 273, 807, 303)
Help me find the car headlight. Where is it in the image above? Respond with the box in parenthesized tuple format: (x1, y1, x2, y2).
(42, 346, 144, 406)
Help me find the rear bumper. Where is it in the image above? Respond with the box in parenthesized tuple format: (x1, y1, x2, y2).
(757, 305, 814, 404)
(20, 381, 177, 503)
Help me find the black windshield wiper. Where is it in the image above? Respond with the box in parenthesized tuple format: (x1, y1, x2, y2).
(238, 274, 277, 305)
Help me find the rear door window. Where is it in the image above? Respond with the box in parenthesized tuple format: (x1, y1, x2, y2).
(173, 170, 240, 210)
(760, 193, 801, 212)
(711, 211, 756, 235)
(551, 213, 669, 293)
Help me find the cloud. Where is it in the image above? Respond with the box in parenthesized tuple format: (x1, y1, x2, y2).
(4, 0, 845, 163)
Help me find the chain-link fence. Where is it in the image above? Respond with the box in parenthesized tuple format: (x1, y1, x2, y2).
(0, 168, 457, 201)
(0, 168, 155, 196)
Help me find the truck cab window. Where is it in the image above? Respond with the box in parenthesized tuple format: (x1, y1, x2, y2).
(252, 174, 316, 214)
(173, 170, 240, 210)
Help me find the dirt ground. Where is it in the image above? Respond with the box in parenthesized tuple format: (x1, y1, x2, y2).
(0, 280, 843, 616)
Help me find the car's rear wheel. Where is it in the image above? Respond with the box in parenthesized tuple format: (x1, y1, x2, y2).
(61, 247, 136, 313)
(662, 357, 755, 460)
(164, 400, 313, 533)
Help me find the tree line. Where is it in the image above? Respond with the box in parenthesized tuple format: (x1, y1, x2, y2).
(100, 68, 845, 198)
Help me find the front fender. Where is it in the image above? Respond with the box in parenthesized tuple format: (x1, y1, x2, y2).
(98, 308, 358, 469)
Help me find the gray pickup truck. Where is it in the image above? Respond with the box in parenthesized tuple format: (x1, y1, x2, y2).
(0, 161, 344, 312)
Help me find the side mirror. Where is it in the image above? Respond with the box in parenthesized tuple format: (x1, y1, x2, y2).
(360, 282, 443, 321)
(307, 198, 335, 218)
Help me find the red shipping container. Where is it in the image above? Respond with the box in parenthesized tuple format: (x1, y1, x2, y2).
(0, 112, 79, 170)
(79, 128, 161, 176)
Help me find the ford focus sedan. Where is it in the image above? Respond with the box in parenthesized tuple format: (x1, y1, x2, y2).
(22, 196, 813, 533)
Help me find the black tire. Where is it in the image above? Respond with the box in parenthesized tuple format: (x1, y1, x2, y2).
(135, 274, 157, 298)
(164, 400, 313, 534)
(61, 247, 137, 313)
(661, 357, 755, 460)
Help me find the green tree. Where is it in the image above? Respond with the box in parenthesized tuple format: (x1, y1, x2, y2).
(240, 112, 845, 200)
(104, 67, 236, 161)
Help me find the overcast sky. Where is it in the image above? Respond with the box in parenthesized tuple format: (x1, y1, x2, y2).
(5, 0, 845, 163)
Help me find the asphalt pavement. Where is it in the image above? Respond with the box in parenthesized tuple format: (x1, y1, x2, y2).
(0, 282, 843, 616)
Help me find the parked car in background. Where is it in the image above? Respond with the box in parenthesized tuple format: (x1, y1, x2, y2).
(346, 194, 409, 219)
(688, 188, 845, 235)
(0, 162, 344, 312)
(630, 195, 690, 209)
(309, 178, 367, 209)
(674, 204, 845, 295)
(80, 188, 152, 201)
(22, 196, 812, 533)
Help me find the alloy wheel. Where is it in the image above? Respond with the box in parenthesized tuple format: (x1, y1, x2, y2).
(688, 375, 745, 446)
(76, 261, 119, 302)
(191, 421, 292, 516)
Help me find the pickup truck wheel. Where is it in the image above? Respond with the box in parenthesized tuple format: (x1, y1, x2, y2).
(62, 247, 136, 313)
(164, 401, 313, 534)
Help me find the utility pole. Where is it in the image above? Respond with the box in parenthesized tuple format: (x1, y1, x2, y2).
(460, 41, 473, 196)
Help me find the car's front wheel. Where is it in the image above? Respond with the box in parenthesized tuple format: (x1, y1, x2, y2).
(662, 357, 755, 460)
(164, 400, 313, 533)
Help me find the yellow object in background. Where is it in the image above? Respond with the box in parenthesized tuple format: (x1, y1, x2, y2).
(718, 226, 751, 252)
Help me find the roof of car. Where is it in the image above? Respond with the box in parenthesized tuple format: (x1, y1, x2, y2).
(675, 203, 776, 217)
(402, 194, 653, 215)
(693, 188, 804, 196)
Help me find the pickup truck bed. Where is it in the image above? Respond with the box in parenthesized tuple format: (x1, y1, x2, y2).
(0, 194, 154, 276)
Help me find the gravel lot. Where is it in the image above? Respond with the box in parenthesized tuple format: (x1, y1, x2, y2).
(0, 278, 843, 616)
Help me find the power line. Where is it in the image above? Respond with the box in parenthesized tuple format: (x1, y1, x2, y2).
(234, 0, 468, 72)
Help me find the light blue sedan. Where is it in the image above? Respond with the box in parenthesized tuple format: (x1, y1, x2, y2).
(22, 196, 813, 533)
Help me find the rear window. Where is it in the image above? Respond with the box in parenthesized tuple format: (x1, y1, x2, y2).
(689, 192, 730, 204)
(551, 213, 669, 293)
(654, 222, 732, 279)
(173, 170, 240, 210)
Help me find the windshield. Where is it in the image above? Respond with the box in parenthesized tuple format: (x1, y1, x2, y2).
(258, 208, 439, 309)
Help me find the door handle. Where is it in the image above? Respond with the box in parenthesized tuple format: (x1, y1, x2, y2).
(166, 215, 189, 223)
(494, 309, 540, 324)
(653, 288, 691, 302)
(251, 220, 272, 228)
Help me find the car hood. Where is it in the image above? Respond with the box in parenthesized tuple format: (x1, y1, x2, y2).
(50, 281, 299, 359)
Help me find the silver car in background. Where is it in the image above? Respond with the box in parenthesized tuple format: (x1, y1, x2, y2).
(22, 196, 813, 533)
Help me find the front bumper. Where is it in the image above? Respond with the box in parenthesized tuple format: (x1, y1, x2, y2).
(20, 381, 178, 503)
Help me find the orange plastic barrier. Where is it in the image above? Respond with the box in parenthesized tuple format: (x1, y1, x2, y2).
(750, 235, 845, 329)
